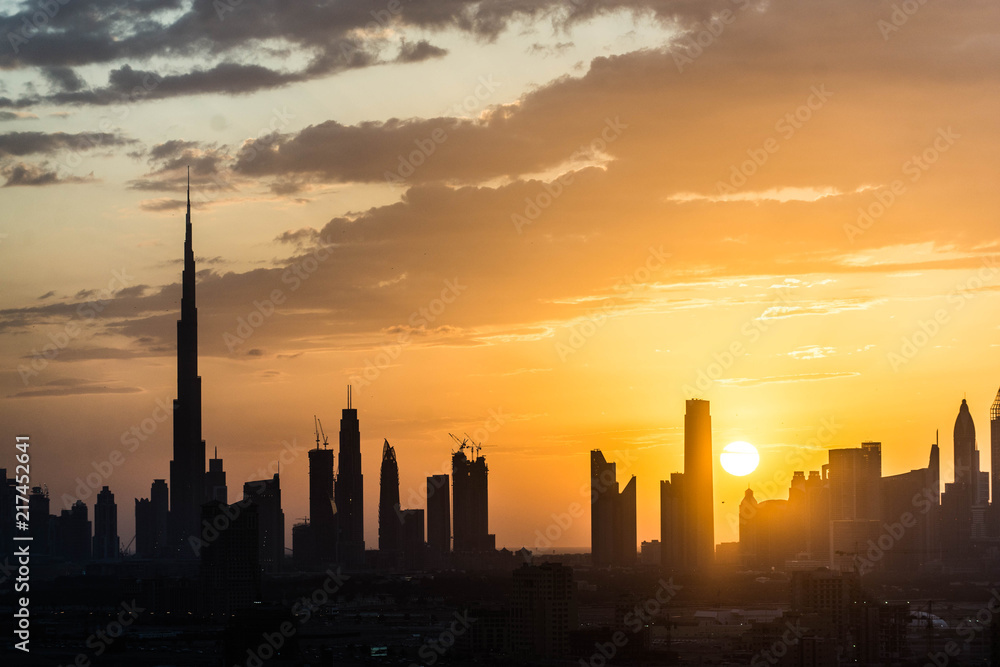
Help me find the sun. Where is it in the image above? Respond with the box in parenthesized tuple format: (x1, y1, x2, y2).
(720, 441, 760, 476)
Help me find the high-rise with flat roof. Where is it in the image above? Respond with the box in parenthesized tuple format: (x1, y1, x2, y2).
(684, 399, 714, 568)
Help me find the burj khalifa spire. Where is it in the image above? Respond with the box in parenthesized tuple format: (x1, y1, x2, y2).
(169, 168, 207, 555)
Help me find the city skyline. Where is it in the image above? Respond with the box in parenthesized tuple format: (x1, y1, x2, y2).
(2, 0, 1000, 556)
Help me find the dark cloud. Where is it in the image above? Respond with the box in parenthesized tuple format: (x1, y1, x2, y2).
(0, 111, 38, 121)
(1, 162, 94, 187)
(42, 66, 86, 92)
(396, 40, 449, 63)
(0, 131, 134, 157)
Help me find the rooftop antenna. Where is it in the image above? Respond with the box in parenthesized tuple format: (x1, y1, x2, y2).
(347, 384, 352, 409)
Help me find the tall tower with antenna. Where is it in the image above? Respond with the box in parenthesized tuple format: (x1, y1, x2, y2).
(170, 167, 208, 555)
(335, 386, 365, 566)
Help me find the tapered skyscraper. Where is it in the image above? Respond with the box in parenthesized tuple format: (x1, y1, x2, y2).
(335, 387, 365, 566)
(170, 173, 207, 555)
(954, 398, 976, 489)
(379, 439, 401, 554)
(684, 399, 714, 568)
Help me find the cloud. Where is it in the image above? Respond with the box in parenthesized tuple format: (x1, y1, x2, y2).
(1, 162, 94, 187)
(0, 131, 133, 157)
(396, 40, 449, 63)
(717, 372, 861, 387)
(8, 378, 143, 398)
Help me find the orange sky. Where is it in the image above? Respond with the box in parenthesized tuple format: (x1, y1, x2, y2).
(1, 0, 999, 553)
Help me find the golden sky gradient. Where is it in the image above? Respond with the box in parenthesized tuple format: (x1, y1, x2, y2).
(1, 0, 999, 552)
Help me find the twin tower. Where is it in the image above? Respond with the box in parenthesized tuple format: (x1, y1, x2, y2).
(591, 399, 713, 571)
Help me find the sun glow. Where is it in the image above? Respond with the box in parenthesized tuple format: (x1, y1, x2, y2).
(720, 441, 760, 476)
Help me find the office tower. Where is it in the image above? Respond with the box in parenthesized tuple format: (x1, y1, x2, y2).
(453, 446, 495, 553)
(206, 448, 227, 503)
(308, 423, 336, 564)
(510, 563, 577, 659)
(150, 479, 169, 557)
(244, 474, 284, 573)
(379, 439, 401, 554)
(335, 387, 365, 566)
(993, 389, 1000, 534)
(590, 449, 636, 566)
(660, 473, 686, 571)
(684, 399, 714, 568)
(804, 468, 831, 565)
(52, 500, 91, 562)
(135, 498, 153, 558)
(170, 175, 207, 554)
(879, 443, 940, 572)
(92, 486, 119, 561)
(954, 398, 976, 489)
(828, 442, 882, 570)
(28, 486, 49, 555)
(427, 474, 450, 556)
(399, 508, 425, 570)
(942, 399, 984, 559)
(199, 499, 261, 616)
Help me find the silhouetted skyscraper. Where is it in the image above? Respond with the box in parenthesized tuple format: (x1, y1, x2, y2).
(379, 439, 401, 554)
(170, 175, 207, 555)
(244, 474, 284, 573)
(151, 479, 169, 557)
(453, 447, 494, 553)
(427, 474, 450, 557)
(828, 441, 881, 570)
(92, 486, 119, 561)
(308, 425, 336, 565)
(335, 387, 365, 566)
(879, 443, 940, 572)
(206, 448, 227, 504)
(52, 500, 91, 562)
(660, 473, 687, 571)
(399, 508, 425, 570)
(590, 449, 636, 566)
(684, 398, 714, 569)
(955, 398, 977, 490)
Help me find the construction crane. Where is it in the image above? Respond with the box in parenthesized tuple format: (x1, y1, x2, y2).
(449, 433, 471, 456)
(463, 433, 484, 459)
(314, 415, 329, 449)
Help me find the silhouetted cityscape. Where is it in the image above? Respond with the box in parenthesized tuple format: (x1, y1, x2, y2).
(4, 171, 1000, 667)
